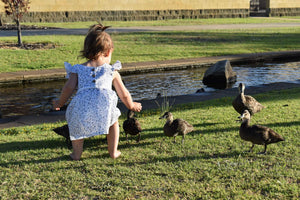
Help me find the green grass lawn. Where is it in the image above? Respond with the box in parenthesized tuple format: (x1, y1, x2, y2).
(0, 27, 300, 73)
(1, 88, 299, 199)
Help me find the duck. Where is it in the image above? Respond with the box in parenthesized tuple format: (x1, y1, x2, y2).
(122, 110, 142, 142)
(52, 124, 72, 148)
(159, 112, 193, 143)
(238, 110, 284, 154)
(196, 88, 205, 93)
(232, 83, 265, 115)
(156, 93, 162, 99)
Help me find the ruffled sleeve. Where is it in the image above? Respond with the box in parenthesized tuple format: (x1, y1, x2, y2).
(64, 62, 78, 79)
(111, 60, 122, 71)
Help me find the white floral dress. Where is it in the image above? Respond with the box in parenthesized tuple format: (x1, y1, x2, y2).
(64, 61, 122, 141)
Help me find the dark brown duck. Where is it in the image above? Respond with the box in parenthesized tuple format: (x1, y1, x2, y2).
(159, 112, 193, 143)
(239, 110, 284, 154)
(53, 124, 72, 148)
(123, 110, 142, 142)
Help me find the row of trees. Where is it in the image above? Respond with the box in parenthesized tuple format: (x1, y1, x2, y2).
(1, 0, 31, 46)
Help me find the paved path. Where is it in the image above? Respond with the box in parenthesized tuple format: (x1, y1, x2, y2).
(1, 23, 300, 37)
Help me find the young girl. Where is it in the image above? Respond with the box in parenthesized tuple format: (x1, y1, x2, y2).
(53, 24, 142, 160)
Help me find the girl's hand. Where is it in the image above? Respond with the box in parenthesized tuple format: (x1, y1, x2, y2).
(52, 99, 61, 111)
(131, 102, 142, 112)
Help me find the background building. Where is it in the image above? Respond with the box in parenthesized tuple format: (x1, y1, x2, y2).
(0, 0, 299, 23)
(250, 0, 300, 16)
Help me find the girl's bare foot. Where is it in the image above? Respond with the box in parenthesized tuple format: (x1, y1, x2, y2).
(70, 152, 80, 161)
(110, 150, 121, 159)
(70, 139, 83, 160)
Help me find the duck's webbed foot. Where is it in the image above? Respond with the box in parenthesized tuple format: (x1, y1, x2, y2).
(126, 134, 129, 143)
(181, 135, 185, 145)
(247, 144, 255, 152)
(173, 136, 176, 143)
(258, 144, 267, 155)
(136, 134, 141, 143)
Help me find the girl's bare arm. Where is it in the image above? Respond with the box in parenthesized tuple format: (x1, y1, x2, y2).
(53, 73, 78, 110)
(112, 71, 142, 112)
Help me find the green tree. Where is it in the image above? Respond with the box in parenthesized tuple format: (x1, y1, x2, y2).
(1, 0, 30, 46)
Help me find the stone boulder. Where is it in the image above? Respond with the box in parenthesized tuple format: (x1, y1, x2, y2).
(202, 60, 237, 89)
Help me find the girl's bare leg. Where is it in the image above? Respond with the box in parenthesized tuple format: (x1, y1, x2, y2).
(107, 121, 121, 159)
(70, 139, 84, 160)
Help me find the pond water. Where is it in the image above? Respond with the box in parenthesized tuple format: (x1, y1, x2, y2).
(123, 61, 300, 100)
(0, 61, 300, 118)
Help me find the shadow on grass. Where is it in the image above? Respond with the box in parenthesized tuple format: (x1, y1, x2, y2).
(0, 139, 68, 153)
(0, 117, 298, 167)
(114, 150, 243, 167)
(126, 127, 162, 140)
(2, 120, 296, 153)
(193, 122, 239, 135)
(0, 155, 72, 168)
(122, 31, 300, 51)
(263, 121, 300, 128)
(193, 122, 220, 127)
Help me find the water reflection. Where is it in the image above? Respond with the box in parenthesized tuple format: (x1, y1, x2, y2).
(123, 67, 207, 100)
(0, 81, 64, 117)
(0, 61, 299, 118)
(234, 62, 300, 86)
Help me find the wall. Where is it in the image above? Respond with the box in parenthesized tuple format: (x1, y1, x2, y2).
(0, 0, 249, 12)
(1, 0, 300, 22)
(269, 0, 300, 8)
(268, 0, 300, 16)
(0, 0, 250, 23)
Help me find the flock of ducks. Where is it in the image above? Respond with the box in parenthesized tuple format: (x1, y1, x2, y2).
(54, 82, 284, 155)
(123, 82, 284, 154)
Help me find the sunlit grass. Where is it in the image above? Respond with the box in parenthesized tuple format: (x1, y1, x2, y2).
(1, 88, 299, 199)
(1, 27, 299, 73)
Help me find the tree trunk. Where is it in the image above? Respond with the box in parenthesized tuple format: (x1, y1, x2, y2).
(16, 19, 22, 47)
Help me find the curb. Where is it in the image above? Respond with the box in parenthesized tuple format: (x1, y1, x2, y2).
(0, 50, 300, 86)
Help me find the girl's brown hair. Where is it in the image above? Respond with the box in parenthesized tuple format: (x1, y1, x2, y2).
(80, 23, 113, 60)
